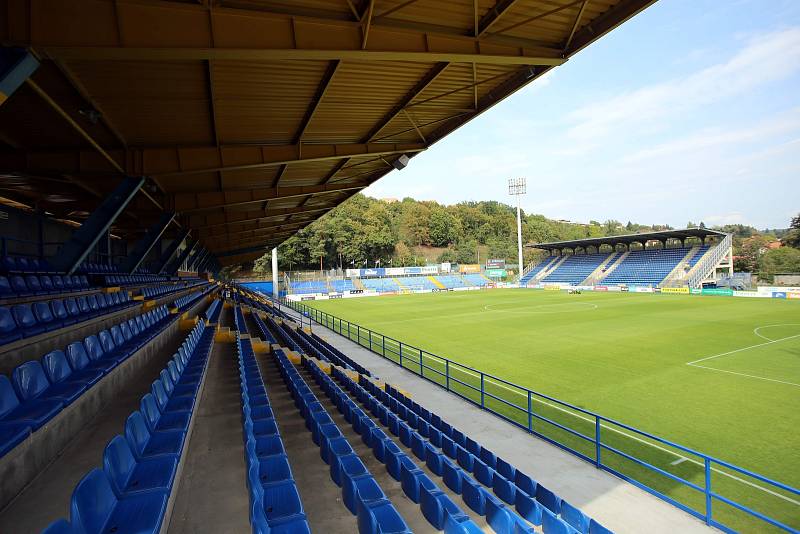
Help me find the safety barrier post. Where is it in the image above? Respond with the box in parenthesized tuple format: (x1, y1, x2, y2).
(399, 341, 403, 367)
(419, 349, 424, 376)
(595, 417, 601, 467)
(445, 360, 450, 391)
(527, 392, 533, 432)
(705, 458, 712, 525)
(480, 374, 485, 408)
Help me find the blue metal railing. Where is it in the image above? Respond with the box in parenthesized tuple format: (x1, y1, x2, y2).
(281, 297, 800, 534)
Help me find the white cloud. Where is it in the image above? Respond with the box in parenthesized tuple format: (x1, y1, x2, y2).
(565, 28, 800, 144)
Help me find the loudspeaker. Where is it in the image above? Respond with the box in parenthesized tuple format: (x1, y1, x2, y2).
(391, 154, 410, 170)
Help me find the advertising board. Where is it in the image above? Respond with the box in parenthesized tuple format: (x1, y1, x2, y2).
(772, 292, 787, 299)
(459, 264, 481, 274)
(594, 286, 608, 292)
(701, 288, 734, 296)
(485, 269, 507, 278)
(661, 287, 690, 294)
(788, 292, 800, 300)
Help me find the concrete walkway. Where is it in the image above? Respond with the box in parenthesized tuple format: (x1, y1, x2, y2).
(282, 306, 714, 534)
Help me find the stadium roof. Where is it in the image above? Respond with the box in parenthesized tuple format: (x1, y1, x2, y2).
(0, 0, 657, 267)
(530, 228, 729, 251)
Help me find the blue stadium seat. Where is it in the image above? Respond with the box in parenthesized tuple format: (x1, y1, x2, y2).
(0, 276, 13, 298)
(103, 435, 177, 497)
(124, 411, 184, 460)
(589, 518, 613, 534)
(50, 299, 73, 326)
(32, 301, 58, 331)
(12, 304, 45, 337)
(70, 468, 168, 534)
(542, 508, 578, 534)
(42, 350, 103, 389)
(13, 360, 87, 405)
(420, 483, 468, 530)
(140, 393, 190, 434)
(0, 307, 21, 345)
(356, 498, 411, 534)
(536, 484, 563, 515)
(9, 275, 30, 297)
(515, 490, 543, 526)
(444, 512, 484, 533)
(66, 341, 111, 377)
(39, 275, 55, 293)
(0, 375, 63, 430)
(25, 275, 45, 295)
(561, 500, 590, 534)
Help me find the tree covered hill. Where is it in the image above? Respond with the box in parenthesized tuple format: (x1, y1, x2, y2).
(253, 194, 680, 272)
(244, 194, 797, 279)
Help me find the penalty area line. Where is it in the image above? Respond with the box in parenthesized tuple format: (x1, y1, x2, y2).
(687, 363, 800, 388)
(685, 333, 800, 365)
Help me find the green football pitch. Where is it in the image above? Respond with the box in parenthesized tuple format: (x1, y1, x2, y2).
(299, 289, 800, 532)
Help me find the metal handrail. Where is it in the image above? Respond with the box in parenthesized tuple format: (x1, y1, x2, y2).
(279, 296, 799, 534)
(686, 234, 732, 288)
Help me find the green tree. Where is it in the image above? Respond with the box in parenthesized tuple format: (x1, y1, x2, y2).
(759, 247, 800, 281)
(782, 214, 800, 248)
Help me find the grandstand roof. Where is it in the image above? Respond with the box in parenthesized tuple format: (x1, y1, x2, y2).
(0, 0, 656, 267)
(530, 228, 728, 251)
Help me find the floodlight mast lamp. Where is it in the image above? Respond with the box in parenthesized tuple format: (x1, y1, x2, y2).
(509, 178, 526, 284)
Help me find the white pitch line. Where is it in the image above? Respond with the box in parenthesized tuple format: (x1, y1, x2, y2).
(688, 363, 800, 388)
(305, 308, 800, 506)
(441, 363, 800, 506)
(671, 457, 688, 466)
(685, 333, 800, 365)
(753, 324, 800, 343)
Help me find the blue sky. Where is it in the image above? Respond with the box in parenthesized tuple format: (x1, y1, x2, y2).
(365, 0, 800, 230)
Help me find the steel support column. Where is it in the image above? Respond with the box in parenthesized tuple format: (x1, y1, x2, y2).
(0, 48, 39, 106)
(122, 212, 175, 274)
(189, 248, 208, 272)
(183, 245, 205, 271)
(167, 240, 197, 275)
(272, 248, 279, 299)
(156, 229, 190, 274)
(53, 176, 145, 274)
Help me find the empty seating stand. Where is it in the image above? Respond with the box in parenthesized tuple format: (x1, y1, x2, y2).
(0, 303, 191, 510)
(236, 336, 312, 533)
(0, 273, 92, 302)
(41, 316, 215, 533)
(0, 291, 136, 347)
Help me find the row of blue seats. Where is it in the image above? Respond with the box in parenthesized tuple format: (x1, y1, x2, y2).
(306, 355, 485, 532)
(281, 315, 372, 377)
(275, 346, 407, 533)
(42, 318, 214, 533)
(173, 284, 216, 312)
(520, 257, 559, 285)
(376, 381, 611, 534)
(1, 256, 56, 274)
(104, 274, 170, 286)
(236, 334, 311, 533)
(0, 291, 135, 345)
(141, 282, 199, 299)
(203, 299, 222, 324)
(1, 274, 92, 300)
(251, 312, 278, 345)
(330, 364, 531, 533)
(0, 305, 174, 459)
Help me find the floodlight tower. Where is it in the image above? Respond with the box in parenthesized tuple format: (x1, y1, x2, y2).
(508, 178, 526, 284)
